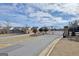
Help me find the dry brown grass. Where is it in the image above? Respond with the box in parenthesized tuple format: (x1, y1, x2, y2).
(0, 44, 12, 48)
(0, 34, 15, 37)
(0, 34, 33, 48)
(0, 34, 32, 43)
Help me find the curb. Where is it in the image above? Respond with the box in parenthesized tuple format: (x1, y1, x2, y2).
(38, 37, 62, 56)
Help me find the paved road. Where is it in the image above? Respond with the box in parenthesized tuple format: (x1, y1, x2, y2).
(0, 31, 63, 56)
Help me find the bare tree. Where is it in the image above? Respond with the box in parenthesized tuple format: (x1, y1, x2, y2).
(0, 23, 2, 28)
(31, 27, 38, 34)
(4, 19, 11, 34)
(68, 20, 78, 36)
(69, 20, 78, 28)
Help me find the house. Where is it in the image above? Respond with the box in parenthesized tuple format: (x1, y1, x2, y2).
(0, 27, 7, 34)
(9, 27, 32, 34)
(10, 27, 24, 34)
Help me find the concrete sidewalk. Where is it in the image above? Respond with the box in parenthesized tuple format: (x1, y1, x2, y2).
(50, 38, 79, 56)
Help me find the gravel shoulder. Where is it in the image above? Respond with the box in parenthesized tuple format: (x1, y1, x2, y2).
(50, 38, 79, 56)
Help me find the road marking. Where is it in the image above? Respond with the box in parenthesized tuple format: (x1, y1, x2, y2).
(38, 37, 62, 56)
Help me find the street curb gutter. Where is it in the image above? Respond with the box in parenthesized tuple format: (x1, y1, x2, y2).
(38, 37, 62, 56)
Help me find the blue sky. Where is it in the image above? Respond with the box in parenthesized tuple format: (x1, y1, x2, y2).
(0, 3, 79, 28)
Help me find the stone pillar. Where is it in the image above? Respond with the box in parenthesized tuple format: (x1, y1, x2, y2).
(63, 26, 69, 37)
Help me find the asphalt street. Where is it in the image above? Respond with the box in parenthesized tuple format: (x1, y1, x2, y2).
(0, 31, 63, 56)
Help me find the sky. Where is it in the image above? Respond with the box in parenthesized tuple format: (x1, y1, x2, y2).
(0, 3, 79, 28)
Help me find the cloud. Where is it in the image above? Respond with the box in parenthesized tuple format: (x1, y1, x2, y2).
(31, 3, 79, 14)
(29, 10, 69, 27)
(0, 3, 79, 28)
(27, 3, 79, 27)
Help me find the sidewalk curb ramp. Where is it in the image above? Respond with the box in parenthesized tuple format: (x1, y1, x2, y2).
(38, 37, 62, 56)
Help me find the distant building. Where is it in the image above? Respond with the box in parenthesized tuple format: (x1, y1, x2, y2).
(0, 27, 7, 34)
(9, 27, 33, 34)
